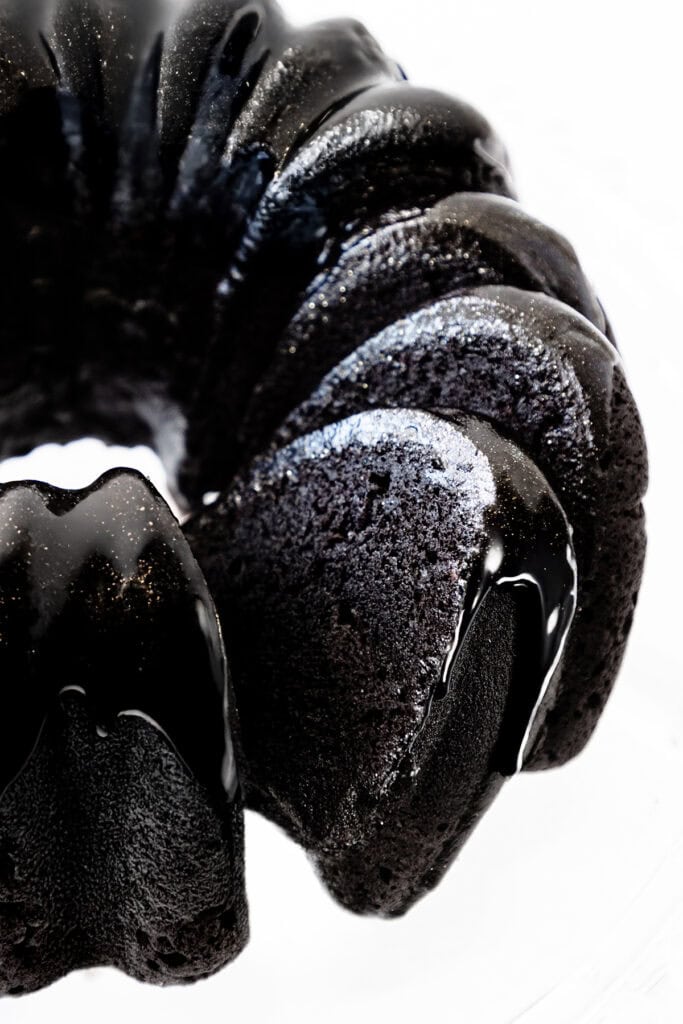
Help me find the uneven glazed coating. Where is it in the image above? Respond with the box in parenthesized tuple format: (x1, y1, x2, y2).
(186, 409, 577, 913)
(0, 471, 246, 993)
(0, 471, 237, 801)
(0, 0, 647, 989)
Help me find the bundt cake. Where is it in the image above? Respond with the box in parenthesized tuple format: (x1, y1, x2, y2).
(0, 0, 647, 994)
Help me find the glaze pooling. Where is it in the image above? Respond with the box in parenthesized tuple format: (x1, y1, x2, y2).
(431, 414, 577, 774)
(0, 469, 236, 801)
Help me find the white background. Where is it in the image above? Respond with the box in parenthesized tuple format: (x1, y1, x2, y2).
(3, 1, 682, 1021)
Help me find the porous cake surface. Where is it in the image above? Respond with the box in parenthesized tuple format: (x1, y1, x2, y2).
(186, 408, 577, 912)
(0, 697, 246, 994)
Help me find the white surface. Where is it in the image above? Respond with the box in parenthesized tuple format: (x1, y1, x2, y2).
(3, 1, 682, 1021)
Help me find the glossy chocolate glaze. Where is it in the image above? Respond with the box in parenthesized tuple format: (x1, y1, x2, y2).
(186, 407, 575, 850)
(0, 469, 236, 802)
(430, 414, 577, 774)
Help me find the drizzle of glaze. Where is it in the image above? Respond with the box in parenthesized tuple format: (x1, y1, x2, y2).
(0, 468, 237, 802)
(430, 413, 577, 776)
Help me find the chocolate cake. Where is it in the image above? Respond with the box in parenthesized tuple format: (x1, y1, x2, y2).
(0, 0, 647, 993)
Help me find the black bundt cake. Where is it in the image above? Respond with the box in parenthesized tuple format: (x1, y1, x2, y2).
(0, 0, 647, 994)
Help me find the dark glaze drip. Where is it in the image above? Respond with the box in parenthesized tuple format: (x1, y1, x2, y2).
(0, 469, 236, 802)
(431, 413, 577, 776)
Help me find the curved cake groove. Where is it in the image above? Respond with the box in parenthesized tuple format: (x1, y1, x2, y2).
(233, 193, 610, 471)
